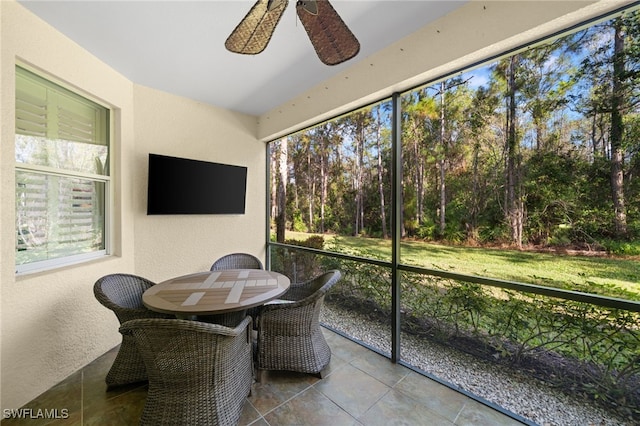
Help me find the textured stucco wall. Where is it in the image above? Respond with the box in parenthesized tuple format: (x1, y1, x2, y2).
(0, 0, 135, 410)
(131, 85, 263, 282)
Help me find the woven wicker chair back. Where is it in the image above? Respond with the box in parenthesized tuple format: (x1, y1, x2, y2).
(93, 273, 172, 387)
(94, 273, 153, 311)
(120, 317, 253, 426)
(210, 252, 264, 271)
(257, 270, 341, 376)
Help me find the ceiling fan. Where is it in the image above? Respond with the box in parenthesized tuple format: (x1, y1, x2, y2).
(225, 0, 360, 66)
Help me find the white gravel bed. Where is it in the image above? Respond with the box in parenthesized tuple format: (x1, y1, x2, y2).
(320, 303, 633, 426)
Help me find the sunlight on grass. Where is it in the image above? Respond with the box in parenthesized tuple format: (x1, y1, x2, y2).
(284, 231, 640, 300)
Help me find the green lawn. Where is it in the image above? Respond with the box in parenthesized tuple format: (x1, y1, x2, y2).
(283, 231, 640, 301)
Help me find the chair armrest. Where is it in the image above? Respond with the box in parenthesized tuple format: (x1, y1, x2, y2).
(120, 316, 252, 338)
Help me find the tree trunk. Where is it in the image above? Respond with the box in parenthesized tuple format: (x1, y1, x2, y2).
(307, 149, 314, 232)
(470, 141, 480, 241)
(320, 143, 327, 234)
(439, 81, 447, 236)
(506, 56, 523, 249)
(353, 121, 365, 236)
(412, 128, 424, 226)
(375, 114, 388, 238)
(610, 19, 627, 238)
(276, 138, 288, 243)
(270, 147, 277, 219)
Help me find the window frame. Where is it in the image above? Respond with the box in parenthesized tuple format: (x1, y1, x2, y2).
(15, 64, 112, 275)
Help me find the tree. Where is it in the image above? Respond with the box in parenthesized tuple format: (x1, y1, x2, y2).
(494, 55, 525, 248)
(402, 91, 437, 236)
(343, 110, 373, 235)
(373, 104, 390, 238)
(610, 18, 628, 237)
(276, 137, 288, 242)
(467, 84, 501, 241)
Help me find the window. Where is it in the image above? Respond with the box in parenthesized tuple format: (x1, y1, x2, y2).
(15, 66, 110, 273)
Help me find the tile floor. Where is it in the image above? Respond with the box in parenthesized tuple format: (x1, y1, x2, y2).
(3, 328, 525, 425)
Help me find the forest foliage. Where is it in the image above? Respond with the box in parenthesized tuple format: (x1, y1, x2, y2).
(270, 9, 640, 256)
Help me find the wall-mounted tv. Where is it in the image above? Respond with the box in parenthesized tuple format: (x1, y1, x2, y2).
(147, 153, 247, 215)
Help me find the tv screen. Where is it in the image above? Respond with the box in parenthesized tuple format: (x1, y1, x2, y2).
(147, 154, 247, 215)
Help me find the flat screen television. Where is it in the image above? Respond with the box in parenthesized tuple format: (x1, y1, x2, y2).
(147, 153, 247, 215)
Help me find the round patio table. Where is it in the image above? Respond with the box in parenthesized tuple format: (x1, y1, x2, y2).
(143, 269, 290, 318)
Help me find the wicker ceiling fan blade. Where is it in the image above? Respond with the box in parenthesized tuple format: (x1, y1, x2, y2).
(296, 0, 360, 66)
(225, 0, 288, 55)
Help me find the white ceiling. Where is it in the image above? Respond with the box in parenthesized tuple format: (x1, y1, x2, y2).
(18, 0, 467, 116)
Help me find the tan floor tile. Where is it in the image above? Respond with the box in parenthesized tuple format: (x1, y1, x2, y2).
(244, 417, 270, 426)
(314, 363, 390, 418)
(2, 371, 83, 426)
(248, 370, 317, 414)
(350, 349, 411, 387)
(0, 410, 80, 426)
(82, 385, 147, 425)
(455, 399, 524, 426)
(81, 347, 118, 380)
(394, 371, 468, 422)
(358, 388, 455, 426)
(325, 333, 372, 363)
(264, 387, 358, 426)
(81, 348, 121, 402)
(238, 399, 262, 425)
(319, 349, 350, 377)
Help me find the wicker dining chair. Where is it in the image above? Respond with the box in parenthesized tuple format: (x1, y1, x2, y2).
(93, 273, 172, 388)
(256, 270, 341, 380)
(210, 252, 264, 271)
(119, 317, 253, 426)
(204, 252, 264, 326)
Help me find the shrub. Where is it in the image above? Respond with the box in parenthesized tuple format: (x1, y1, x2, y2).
(600, 239, 640, 256)
(273, 235, 325, 281)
